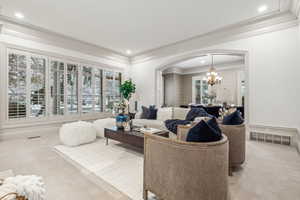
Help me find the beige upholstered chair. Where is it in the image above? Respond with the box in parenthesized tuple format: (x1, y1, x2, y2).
(144, 133, 229, 200)
(219, 124, 246, 169)
(177, 123, 246, 175)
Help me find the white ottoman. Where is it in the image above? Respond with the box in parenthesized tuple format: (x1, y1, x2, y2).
(93, 118, 115, 138)
(59, 121, 96, 147)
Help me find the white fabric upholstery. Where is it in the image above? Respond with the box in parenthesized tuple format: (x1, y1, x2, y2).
(173, 107, 189, 120)
(157, 107, 173, 121)
(59, 121, 97, 147)
(0, 182, 16, 200)
(4, 175, 45, 200)
(93, 118, 115, 138)
(133, 119, 166, 130)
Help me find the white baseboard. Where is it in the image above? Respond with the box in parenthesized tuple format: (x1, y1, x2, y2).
(0, 114, 113, 141)
(248, 124, 299, 148)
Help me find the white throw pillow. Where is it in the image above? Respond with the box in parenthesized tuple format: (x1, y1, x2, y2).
(93, 118, 115, 138)
(173, 107, 190, 120)
(157, 107, 173, 121)
(59, 121, 97, 147)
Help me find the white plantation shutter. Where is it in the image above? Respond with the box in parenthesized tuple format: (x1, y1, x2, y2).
(8, 52, 27, 119)
(67, 63, 79, 114)
(7, 48, 123, 120)
(30, 56, 46, 117)
(94, 69, 103, 112)
(82, 66, 93, 113)
(50, 60, 65, 115)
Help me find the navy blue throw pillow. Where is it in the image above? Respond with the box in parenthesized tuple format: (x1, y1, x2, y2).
(207, 117, 222, 134)
(186, 118, 222, 142)
(148, 105, 158, 120)
(185, 107, 213, 121)
(222, 110, 244, 125)
(141, 106, 150, 119)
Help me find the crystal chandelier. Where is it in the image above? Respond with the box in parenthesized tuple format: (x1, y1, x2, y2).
(204, 55, 222, 86)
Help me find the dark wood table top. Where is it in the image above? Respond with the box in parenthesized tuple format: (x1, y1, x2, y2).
(104, 127, 169, 149)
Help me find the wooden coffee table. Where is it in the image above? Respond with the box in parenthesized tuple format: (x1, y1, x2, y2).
(104, 127, 169, 149)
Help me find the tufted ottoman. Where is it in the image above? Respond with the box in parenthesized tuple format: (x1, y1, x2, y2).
(59, 121, 97, 147)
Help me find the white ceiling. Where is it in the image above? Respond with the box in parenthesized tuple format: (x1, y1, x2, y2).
(0, 0, 283, 55)
(173, 55, 244, 69)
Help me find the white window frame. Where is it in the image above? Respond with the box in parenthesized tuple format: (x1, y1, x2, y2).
(6, 48, 123, 122)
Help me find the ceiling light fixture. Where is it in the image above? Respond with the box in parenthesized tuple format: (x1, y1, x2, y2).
(203, 55, 222, 86)
(258, 5, 268, 13)
(14, 12, 24, 19)
(126, 50, 132, 55)
(200, 60, 206, 64)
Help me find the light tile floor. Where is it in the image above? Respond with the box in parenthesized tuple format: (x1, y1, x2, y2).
(1, 132, 300, 200)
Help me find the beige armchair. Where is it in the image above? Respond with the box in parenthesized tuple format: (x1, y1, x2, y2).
(219, 124, 246, 169)
(177, 123, 246, 175)
(144, 132, 229, 200)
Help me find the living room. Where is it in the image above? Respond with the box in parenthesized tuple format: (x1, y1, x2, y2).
(0, 0, 300, 200)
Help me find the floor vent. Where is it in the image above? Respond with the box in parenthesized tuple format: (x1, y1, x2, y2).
(27, 136, 41, 140)
(250, 132, 291, 146)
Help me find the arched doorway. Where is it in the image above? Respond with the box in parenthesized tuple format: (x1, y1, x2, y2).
(155, 49, 249, 124)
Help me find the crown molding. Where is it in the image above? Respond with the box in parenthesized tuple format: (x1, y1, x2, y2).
(0, 15, 130, 65)
(131, 11, 298, 64)
(163, 60, 244, 75)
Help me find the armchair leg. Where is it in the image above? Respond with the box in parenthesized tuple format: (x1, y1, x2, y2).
(143, 189, 148, 200)
(229, 166, 233, 176)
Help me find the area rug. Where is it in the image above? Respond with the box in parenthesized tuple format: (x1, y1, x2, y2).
(54, 139, 153, 200)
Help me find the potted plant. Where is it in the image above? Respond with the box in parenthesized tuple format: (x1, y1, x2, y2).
(115, 79, 136, 130)
(120, 79, 136, 113)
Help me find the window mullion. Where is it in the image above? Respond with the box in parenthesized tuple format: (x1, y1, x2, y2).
(78, 65, 82, 115)
(92, 68, 96, 113)
(64, 62, 68, 116)
(26, 53, 31, 119)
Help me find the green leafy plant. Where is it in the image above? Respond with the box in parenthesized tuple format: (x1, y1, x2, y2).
(120, 79, 136, 101)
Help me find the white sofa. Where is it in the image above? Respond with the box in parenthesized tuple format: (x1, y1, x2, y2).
(92, 107, 191, 139)
(133, 107, 190, 131)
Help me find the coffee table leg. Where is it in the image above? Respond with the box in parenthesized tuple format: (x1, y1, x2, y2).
(106, 137, 108, 145)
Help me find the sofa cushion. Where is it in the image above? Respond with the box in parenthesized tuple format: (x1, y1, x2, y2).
(186, 118, 222, 142)
(93, 118, 115, 138)
(133, 119, 166, 130)
(222, 110, 244, 125)
(157, 107, 173, 121)
(173, 107, 190, 120)
(185, 107, 212, 121)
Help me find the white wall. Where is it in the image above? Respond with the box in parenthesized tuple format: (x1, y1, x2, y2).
(131, 26, 300, 129)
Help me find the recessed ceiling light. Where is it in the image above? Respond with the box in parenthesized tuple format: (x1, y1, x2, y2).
(126, 50, 132, 55)
(200, 60, 206, 64)
(14, 12, 24, 19)
(258, 5, 268, 13)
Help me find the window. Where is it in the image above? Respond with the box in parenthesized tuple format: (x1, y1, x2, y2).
(67, 63, 79, 114)
(193, 78, 209, 105)
(82, 66, 93, 113)
(7, 49, 122, 120)
(8, 53, 27, 119)
(50, 60, 64, 115)
(103, 71, 121, 112)
(30, 56, 46, 117)
(94, 69, 103, 112)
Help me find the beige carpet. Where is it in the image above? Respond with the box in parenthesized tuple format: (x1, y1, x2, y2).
(54, 139, 152, 200)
